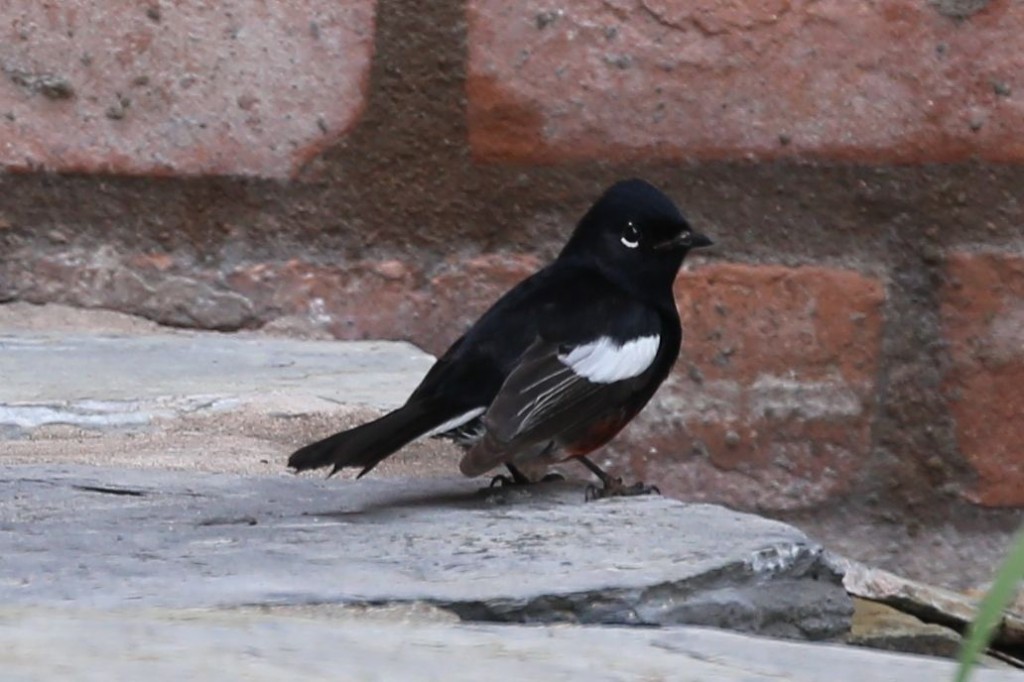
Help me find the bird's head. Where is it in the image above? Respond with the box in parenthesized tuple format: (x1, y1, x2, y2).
(560, 179, 713, 292)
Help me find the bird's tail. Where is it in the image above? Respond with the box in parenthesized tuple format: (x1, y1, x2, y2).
(287, 402, 441, 478)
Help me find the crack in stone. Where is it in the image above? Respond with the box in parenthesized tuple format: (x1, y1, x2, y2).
(71, 485, 147, 497)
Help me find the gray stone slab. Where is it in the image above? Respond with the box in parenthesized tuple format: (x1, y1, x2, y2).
(0, 465, 851, 640)
(0, 330, 434, 433)
(2, 608, 1019, 682)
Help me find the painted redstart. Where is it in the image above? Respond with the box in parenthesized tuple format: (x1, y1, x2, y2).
(288, 179, 713, 498)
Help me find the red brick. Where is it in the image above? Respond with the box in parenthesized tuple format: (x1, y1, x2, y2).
(940, 252, 1024, 507)
(468, 0, 1024, 163)
(0, 1, 375, 177)
(606, 264, 886, 511)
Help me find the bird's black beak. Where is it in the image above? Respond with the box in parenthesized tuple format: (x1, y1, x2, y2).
(654, 230, 714, 251)
(688, 231, 714, 249)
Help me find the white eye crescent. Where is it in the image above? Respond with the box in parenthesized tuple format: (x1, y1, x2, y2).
(620, 221, 640, 249)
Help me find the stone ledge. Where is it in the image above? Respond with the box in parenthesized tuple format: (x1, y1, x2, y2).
(3, 607, 1020, 682)
(0, 326, 434, 436)
(1, 465, 851, 640)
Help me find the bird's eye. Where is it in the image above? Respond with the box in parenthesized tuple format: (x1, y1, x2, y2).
(620, 222, 640, 249)
(678, 231, 693, 246)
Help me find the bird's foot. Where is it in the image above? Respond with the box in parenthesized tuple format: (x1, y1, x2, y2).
(585, 477, 660, 502)
(488, 473, 518, 488)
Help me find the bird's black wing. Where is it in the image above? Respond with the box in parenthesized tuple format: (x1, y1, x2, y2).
(459, 299, 670, 477)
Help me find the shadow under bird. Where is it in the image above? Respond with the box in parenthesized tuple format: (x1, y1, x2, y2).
(288, 179, 714, 498)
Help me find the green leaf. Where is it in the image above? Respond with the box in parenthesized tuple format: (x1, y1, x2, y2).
(954, 526, 1024, 682)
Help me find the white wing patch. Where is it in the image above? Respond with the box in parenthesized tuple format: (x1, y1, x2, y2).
(422, 407, 486, 438)
(558, 335, 660, 384)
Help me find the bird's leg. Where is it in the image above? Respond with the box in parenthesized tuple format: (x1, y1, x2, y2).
(488, 448, 565, 488)
(576, 455, 660, 501)
(489, 463, 533, 488)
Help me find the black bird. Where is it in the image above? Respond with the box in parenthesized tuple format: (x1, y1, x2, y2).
(288, 179, 713, 498)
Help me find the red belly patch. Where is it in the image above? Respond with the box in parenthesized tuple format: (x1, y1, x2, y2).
(562, 411, 634, 458)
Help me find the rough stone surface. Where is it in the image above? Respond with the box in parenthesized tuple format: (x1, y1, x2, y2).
(615, 264, 886, 511)
(467, 0, 1024, 162)
(4, 609, 1022, 682)
(0, 465, 852, 640)
(5, 247, 263, 330)
(848, 598, 964, 659)
(0, 322, 433, 436)
(841, 559, 1024, 650)
(0, 1, 375, 176)
(940, 251, 1024, 506)
(0, 305, 458, 478)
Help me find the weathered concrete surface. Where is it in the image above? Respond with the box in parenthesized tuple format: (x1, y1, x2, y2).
(3, 608, 1021, 682)
(0, 323, 433, 434)
(0, 465, 851, 640)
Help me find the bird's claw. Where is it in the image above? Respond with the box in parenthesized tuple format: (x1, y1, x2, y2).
(585, 478, 661, 502)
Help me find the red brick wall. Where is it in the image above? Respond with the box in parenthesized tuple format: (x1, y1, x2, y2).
(1, 0, 1022, 512)
(468, 0, 1024, 163)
